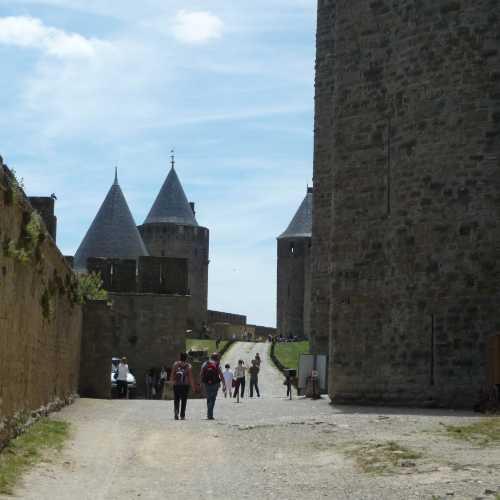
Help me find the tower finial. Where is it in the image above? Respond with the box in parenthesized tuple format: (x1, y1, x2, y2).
(170, 149, 175, 170)
(114, 166, 118, 185)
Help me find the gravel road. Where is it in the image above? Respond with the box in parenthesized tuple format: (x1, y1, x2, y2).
(3, 342, 499, 500)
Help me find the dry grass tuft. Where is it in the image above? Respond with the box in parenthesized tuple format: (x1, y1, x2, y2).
(346, 440, 422, 475)
(0, 419, 69, 495)
(445, 418, 500, 446)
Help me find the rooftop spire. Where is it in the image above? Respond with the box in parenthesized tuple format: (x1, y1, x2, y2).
(143, 157, 198, 226)
(278, 188, 313, 239)
(170, 149, 175, 170)
(114, 166, 118, 185)
(74, 176, 149, 271)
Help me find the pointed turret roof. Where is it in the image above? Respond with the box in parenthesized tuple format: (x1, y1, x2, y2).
(143, 165, 198, 226)
(74, 171, 148, 271)
(278, 187, 313, 239)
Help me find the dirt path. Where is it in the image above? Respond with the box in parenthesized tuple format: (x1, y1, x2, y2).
(3, 342, 499, 500)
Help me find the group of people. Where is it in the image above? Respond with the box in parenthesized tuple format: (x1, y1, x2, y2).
(113, 351, 266, 420)
(222, 353, 261, 399)
(169, 351, 262, 420)
(145, 367, 168, 399)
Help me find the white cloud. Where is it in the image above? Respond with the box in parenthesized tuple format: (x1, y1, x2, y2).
(172, 10, 223, 44)
(0, 16, 103, 58)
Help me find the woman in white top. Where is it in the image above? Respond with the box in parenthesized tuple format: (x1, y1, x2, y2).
(117, 357, 129, 399)
(233, 360, 246, 399)
(223, 364, 233, 398)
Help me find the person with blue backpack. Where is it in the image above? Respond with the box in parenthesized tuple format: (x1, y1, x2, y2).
(170, 352, 195, 420)
(200, 352, 226, 420)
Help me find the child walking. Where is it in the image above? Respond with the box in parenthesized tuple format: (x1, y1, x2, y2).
(223, 364, 233, 398)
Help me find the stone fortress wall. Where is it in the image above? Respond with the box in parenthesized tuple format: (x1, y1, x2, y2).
(79, 256, 190, 399)
(80, 294, 188, 399)
(0, 159, 82, 447)
(312, 0, 500, 407)
(309, 0, 336, 356)
(86, 256, 189, 295)
(138, 222, 209, 333)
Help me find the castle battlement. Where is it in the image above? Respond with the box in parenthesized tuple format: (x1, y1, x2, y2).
(85, 256, 189, 295)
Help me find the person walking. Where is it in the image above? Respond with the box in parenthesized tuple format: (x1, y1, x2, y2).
(249, 359, 260, 398)
(233, 360, 246, 400)
(170, 353, 195, 420)
(145, 370, 152, 399)
(284, 371, 293, 399)
(223, 364, 233, 398)
(159, 366, 168, 399)
(254, 353, 262, 368)
(200, 353, 225, 420)
(117, 357, 129, 399)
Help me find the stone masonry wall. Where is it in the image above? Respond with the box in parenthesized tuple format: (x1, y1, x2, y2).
(310, 0, 336, 355)
(79, 301, 113, 399)
(315, 0, 500, 407)
(0, 160, 82, 444)
(139, 223, 209, 333)
(79, 293, 188, 398)
(208, 310, 247, 326)
(86, 256, 189, 295)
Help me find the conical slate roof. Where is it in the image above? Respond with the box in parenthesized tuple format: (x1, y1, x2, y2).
(143, 167, 198, 226)
(278, 188, 313, 239)
(74, 171, 148, 271)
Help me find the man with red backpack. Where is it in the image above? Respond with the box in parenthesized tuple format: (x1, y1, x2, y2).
(200, 352, 226, 420)
(170, 352, 196, 420)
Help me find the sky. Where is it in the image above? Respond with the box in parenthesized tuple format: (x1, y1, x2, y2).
(0, 0, 317, 327)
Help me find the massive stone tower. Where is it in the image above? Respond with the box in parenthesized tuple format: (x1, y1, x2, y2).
(74, 170, 148, 271)
(138, 159, 209, 332)
(277, 187, 312, 339)
(312, 0, 500, 407)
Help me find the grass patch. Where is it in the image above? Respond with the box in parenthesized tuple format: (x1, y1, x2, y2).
(186, 339, 228, 354)
(0, 419, 69, 495)
(346, 440, 422, 475)
(273, 341, 309, 370)
(445, 418, 500, 446)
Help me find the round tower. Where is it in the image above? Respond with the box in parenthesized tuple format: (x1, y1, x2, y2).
(138, 156, 209, 332)
(276, 187, 312, 339)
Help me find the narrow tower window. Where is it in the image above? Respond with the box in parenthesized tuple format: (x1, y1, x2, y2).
(289, 242, 295, 255)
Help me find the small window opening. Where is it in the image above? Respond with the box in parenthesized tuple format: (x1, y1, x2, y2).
(289, 242, 295, 255)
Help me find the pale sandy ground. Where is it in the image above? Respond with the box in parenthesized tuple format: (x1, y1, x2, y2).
(3, 342, 499, 500)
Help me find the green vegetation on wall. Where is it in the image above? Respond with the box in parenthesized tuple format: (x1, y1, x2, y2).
(3, 211, 44, 265)
(2, 168, 24, 206)
(75, 272, 108, 304)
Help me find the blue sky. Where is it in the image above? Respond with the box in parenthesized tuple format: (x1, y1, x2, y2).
(0, 1, 316, 327)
